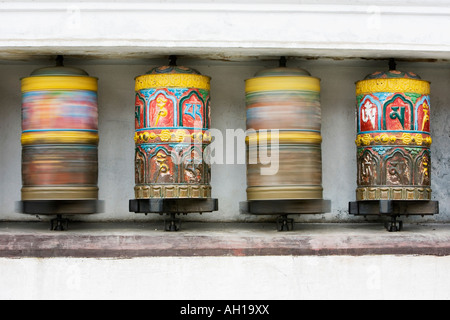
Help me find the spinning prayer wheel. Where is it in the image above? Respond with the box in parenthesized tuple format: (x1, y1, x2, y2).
(20, 57, 99, 202)
(133, 60, 212, 199)
(245, 60, 324, 201)
(355, 63, 432, 200)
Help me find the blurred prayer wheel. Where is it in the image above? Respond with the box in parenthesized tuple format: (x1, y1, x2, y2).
(133, 61, 212, 199)
(21, 58, 99, 201)
(355, 65, 432, 200)
(245, 62, 324, 200)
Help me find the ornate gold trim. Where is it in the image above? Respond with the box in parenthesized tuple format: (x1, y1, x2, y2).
(245, 76, 320, 93)
(356, 78, 430, 95)
(355, 133, 432, 147)
(21, 76, 98, 92)
(134, 129, 212, 144)
(246, 131, 322, 145)
(356, 186, 431, 201)
(21, 131, 99, 145)
(135, 74, 211, 91)
(134, 184, 211, 199)
(247, 186, 323, 200)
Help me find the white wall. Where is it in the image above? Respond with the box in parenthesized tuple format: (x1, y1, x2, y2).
(1, 57, 449, 223)
(2, 255, 450, 300)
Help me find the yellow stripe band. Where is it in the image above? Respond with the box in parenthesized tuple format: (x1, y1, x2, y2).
(356, 78, 430, 95)
(21, 131, 99, 145)
(246, 131, 322, 144)
(135, 74, 211, 91)
(21, 76, 98, 92)
(245, 76, 320, 93)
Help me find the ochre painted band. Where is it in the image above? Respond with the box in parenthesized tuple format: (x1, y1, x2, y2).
(21, 131, 99, 145)
(21, 186, 99, 201)
(246, 186, 323, 201)
(135, 74, 211, 91)
(245, 76, 320, 93)
(246, 131, 322, 145)
(356, 78, 430, 95)
(21, 76, 98, 92)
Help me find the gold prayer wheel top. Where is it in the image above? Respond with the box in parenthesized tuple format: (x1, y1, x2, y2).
(21, 63, 98, 93)
(245, 66, 320, 94)
(135, 65, 211, 91)
(356, 69, 430, 96)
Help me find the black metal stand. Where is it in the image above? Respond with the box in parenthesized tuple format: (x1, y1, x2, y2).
(129, 198, 219, 231)
(276, 215, 294, 231)
(50, 214, 69, 231)
(165, 213, 181, 232)
(18, 200, 103, 231)
(385, 215, 403, 232)
(240, 199, 331, 231)
(349, 200, 439, 232)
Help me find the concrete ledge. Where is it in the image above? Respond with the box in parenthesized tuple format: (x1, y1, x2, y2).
(2, 1, 450, 60)
(1, 222, 450, 258)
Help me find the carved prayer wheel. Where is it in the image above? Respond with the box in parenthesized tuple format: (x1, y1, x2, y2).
(133, 62, 212, 199)
(20, 58, 99, 201)
(245, 62, 324, 200)
(355, 66, 432, 200)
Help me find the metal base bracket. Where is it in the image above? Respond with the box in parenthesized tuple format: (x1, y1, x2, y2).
(50, 214, 69, 231)
(129, 198, 219, 231)
(276, 215, 294, 232)
(19, 200, 103, 215)
(385, 216, 403, 232)
(240, 199, 331, 231)
(164, 213, 181, 232)
(18, 200, 104, 231)
(349, 200, 439, 232)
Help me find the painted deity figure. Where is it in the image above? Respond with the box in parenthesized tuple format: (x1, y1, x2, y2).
(418, 152, 430, 186)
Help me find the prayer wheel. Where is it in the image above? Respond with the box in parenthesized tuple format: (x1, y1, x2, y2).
(245, 62, 323, 201)
(20, 58, 99, 202)
(133, 62, 212, 199)
(355, 66, 432, 200)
